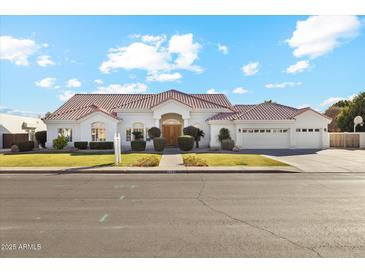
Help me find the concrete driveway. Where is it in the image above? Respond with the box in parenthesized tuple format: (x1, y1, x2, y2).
(244, 149, 365, 172)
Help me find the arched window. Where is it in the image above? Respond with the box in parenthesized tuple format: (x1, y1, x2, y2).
(91, 122, 106, 142)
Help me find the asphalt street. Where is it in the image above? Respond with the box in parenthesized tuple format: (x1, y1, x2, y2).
(1, 173, 365, 257)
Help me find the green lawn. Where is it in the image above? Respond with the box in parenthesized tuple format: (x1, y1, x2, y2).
(182, 153, 288, 166)
(0, 152, 161, 167)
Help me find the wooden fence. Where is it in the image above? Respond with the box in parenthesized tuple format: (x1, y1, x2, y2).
(329, 133, 360, 148)
(2, 133, 28, 148)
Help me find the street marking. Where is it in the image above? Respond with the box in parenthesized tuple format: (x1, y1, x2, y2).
(119, 195, 125, 200)
(99, 214, 109, 223)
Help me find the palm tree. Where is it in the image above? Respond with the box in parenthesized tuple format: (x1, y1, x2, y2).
(195, 129, 205, 148)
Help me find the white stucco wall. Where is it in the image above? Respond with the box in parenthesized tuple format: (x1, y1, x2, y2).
(209, 122, 236, 148)
(0, 113, 46, 148)
(45, 122, 80, 148)
(79, 112, 119, 142)
(294, 110, 331, 148)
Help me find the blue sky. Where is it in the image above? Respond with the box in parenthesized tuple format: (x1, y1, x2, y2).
(0, 16, 364, 117)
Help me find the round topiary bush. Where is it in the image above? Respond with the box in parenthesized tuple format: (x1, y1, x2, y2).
(53, 135, 68, 150)
(153, 137, 165, 152)
(183, 126, 199, 138)
(221, 139, 235, 150)
(218, 128, 231, 143)
(177, 135, 194, 151)
(17, 141, 35, 152)
(35, 131, 47, 148)
(148, 127, 161, 139)
(131, 140, 146, 151)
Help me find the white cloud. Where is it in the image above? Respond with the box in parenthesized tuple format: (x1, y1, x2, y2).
(0, 106, 41, 118)
(242, 62, 259, 76)
(207, 88, 224, 94)
(58, 90, 75, 102)
(36, 55, 55, 67)
(94, 79, 103, 85)
(287, 16, 362, 59)
(141, 34, 167, 47)
(66, 78, 82, 88)
(0, 36, 38, 66)
(265, 82, 302, 89)
(297, 104, 310, 109)
(319, 94, 356, 107)
(218, 43, 228, 55)
(35, 77, 57, 88)
(95, 83, 148, 94)
(147, 72, 182, 82)
(233, 87, 249, 94)
(100, 33, 202, 80)
(286, 60, 310, 74)
(168, 33, 202, 73)
(99, 42, 170, 73)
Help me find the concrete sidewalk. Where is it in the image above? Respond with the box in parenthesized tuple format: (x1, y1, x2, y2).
(159, 148, 184, 167)
(0, 165, 299, 174)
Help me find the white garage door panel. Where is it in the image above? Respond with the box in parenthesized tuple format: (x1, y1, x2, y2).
(241, 132, 290, 149)
(296, 132, 321, 148)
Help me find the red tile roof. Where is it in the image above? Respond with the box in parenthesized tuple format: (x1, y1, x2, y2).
(208, 102, 330, 121)
(45, 90, 329, 122)
(45, 89, 233, 121)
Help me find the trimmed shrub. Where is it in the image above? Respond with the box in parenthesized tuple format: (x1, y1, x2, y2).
(183, 126, 199, 138)
(177, 135, 194, 151)
(10, 144, 19, 153)
(131, 140, 146, 151)
(131, 155, 160, 167)
(17, 141, 34, 152)
(74, 141, 88, 150)
(148, 127, 161, 139)
(35, 131, 47, 148)
(53, 136, 68, 150)
(183, 155, 208, 167)
(153, 137, 165, 152)
(89, 141, 114, 150)
(221, 139, 235, 150)
(218, 128, 231, 143)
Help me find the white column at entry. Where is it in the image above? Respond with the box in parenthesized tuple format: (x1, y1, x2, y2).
(183, 118, 189, 128)
(154, 118, 160, 128)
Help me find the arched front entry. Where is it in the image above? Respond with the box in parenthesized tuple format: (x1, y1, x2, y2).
(160, 113, 183, 146)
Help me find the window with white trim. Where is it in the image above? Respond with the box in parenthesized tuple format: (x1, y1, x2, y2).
(126, 128, 132, 142)
(91, 122, 106, 142)
(58, 128, 72, 142)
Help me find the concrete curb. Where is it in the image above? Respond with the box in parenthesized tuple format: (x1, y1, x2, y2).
(0, 166, 300, 174)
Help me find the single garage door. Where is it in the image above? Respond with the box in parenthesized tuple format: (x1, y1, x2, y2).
(295, 128, 322, 148)
(240, 128, 290, 149)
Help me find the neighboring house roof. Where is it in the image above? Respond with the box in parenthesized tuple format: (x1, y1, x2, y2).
(45, 89, 233, 121)
(208, 102, 330, 121)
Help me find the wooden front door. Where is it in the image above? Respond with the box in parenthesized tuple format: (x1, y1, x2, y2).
(162, 125, 181, 146)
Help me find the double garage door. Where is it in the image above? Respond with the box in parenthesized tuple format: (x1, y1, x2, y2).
(240, 128, 290, 149)
(239, 128, 323, 149)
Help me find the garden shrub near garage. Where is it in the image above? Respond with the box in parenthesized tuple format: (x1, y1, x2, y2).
(17, 141, 34, 152)
(153, 137, 165, 151)
(177, 135, 194, 151)
(74, 141, 88, 150)
(221, 139, 235, 150)
(183, 155, 208, 166)
(131, 155, 160, 167)
(89, 141, 114, 150)
(131, 140, 146, 151)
